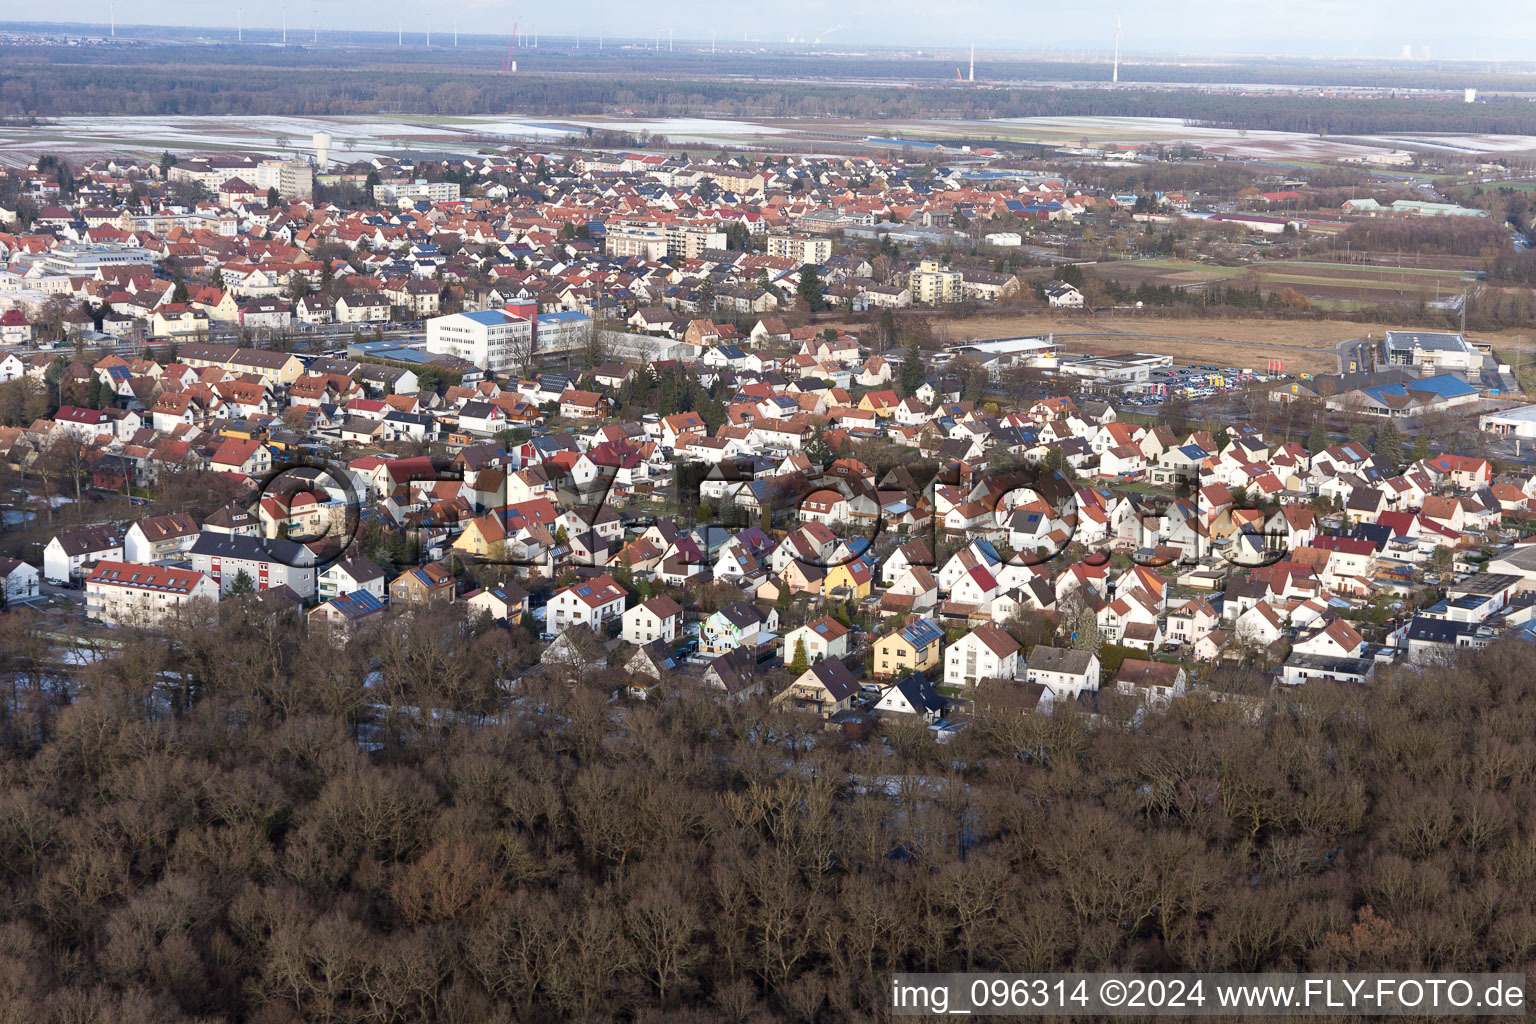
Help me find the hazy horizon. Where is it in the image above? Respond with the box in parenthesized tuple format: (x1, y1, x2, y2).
(7, 2, 1536, 61)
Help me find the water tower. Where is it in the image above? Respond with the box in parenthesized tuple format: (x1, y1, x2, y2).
(312, 131, 332, 171)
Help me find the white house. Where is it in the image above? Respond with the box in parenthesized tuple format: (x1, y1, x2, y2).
(43, 525, 124, 583)
(316, 555, 387, 603)
(872, 673, 947, 723)
(621, 594, 683, 647)
(1023, 645, 1101, 699)
(943, 623, 1021, 689)
(547, 573, 627, 633)
(781, 615, 851, 665)
(123, 513, 201, 565)
(0, 557, 39, 604)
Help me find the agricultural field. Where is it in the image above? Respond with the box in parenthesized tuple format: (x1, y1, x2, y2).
(1090, 256, 1481, 306)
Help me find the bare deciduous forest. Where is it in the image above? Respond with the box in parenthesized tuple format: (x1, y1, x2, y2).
(0, 599, 1530, 1023)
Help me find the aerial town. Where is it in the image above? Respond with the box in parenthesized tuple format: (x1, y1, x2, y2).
(0, 135, 1532, 723)
(7, 10, 1536, 1020)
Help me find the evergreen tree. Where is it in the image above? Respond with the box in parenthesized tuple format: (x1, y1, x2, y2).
(796, 266, 827, 312)
(172, 274, 189, 304)
(228, 570, 256, 596)
(267, 186, 281, 208)
(789, 637, 809, 674)
(1412, 431, 1430, 464)
(898, 344, 924, 397)
(1376, 421, 1404, 472)
(877, 308, 897, 348)
(1307, 421, 1329, 455)
(804, 430, 832, 467)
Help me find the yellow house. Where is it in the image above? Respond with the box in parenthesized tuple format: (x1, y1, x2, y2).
(453, 512, 508, 558)
(857, 389, 901, 417)
(823, 559, 874, 600)
(873, 618, 945, 677)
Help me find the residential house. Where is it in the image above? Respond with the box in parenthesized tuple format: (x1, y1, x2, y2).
(944, 623, 1021, 688)
(43, 525, 124, 583)
(547, 573, 627, 633)
(873, 617, 945, 677)
(773, 657, 862, 718)
(781, 615, 852, 665)
(387, 561, 458, 606)
(1024, 645, 1101, 699)
(622, 594, 684, 647)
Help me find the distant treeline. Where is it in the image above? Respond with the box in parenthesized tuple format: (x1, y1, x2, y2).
(1331, 217, 1512, 258)
(12, 37, 1536, 92)
(7, 62, 1536, 135)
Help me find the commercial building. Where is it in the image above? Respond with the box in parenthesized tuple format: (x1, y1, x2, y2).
(426, 309, 534, 373)
(38, 243, 155, 276)
(536, 310, 593, 354)
(1383, 331, 1482, 374)
(1480, 404, 1536, 439)
(1059, 352, 1171, 387)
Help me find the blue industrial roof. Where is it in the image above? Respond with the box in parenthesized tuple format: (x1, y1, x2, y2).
(538, 310, 591, 324)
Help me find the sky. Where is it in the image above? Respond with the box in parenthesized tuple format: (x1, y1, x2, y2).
(13, 0, 1536, 59)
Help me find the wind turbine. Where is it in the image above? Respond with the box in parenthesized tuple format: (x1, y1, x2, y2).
(453, 21, 458, 46)
(426, 15, 431, 48)
(311, 8, 317, 43)
(108, 0, 115, 37)
(281, 4, 287, 43)
(1113, 13, 1121, 84)
(237, 6, 242, 42)
(969, 41, 974, 82)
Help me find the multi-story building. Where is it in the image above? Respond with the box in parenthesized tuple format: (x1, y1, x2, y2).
(766, 235, 833, 264)
(426, 309, 534, 373)
(1382, 331, 1481, 374)
(909, 259, 964, 304)
(188, 533, 317, 599)
(38, 243, 155, 276)
(605, 221, 669, 260)
(536, 311, 593, 354)
(664, 222, 728, 259)
(372, 179, 461, 205)
(169, 156, 313, 199)
(85, 561, 218, 625)
(607, 220, 727, 260)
